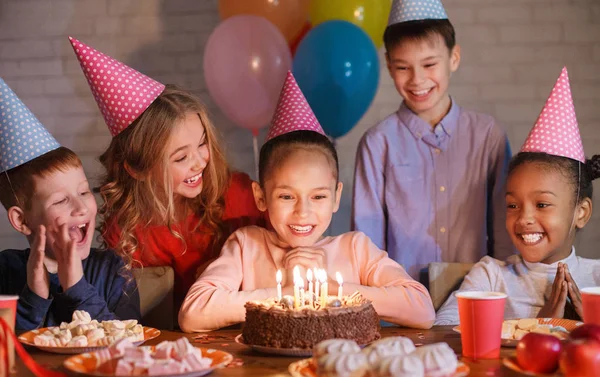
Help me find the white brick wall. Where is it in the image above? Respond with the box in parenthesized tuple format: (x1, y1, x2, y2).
(0, 0, 599, 259)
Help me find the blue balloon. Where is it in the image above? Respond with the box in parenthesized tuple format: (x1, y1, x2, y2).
(293, 20, 379, 139)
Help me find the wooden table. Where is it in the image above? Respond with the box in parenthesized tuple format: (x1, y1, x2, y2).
(17, 326, 526, 376)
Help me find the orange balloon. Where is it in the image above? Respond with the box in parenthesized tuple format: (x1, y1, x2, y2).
(219, 0, 310, 43)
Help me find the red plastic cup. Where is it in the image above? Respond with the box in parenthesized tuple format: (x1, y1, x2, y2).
(0, 295, 18, 375)
(582, 287, 600, 325)
(456, 291, 507, 359)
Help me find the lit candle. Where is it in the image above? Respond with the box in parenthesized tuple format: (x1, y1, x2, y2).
(293, 266, 300, 309)
(314, 267, 320, 304)
(307, 269, 314, 307)
(320, 269, 328, 308)
(336, 271, 343, 299)
(299, 279, 305, 307)
(276, 269, 282, 301)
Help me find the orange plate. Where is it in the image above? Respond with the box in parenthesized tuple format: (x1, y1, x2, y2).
(503, 356, 562, 377)
(63, 345, 233, 377)
(288, 358, 470, 377)
(453, 318, 583, 347)
(18, 326, 161, 354)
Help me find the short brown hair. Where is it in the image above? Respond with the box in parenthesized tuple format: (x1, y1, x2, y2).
(0, 147, 82, 210)
(384, 19, 456, 53)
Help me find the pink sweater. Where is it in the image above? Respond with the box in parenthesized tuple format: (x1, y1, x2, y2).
(179, 226, 435, 332)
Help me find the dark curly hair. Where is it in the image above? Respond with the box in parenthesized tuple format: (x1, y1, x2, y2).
(508, 152, 600, 203)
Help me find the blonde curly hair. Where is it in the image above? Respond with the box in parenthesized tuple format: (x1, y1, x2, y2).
(98, 85, 230, 270)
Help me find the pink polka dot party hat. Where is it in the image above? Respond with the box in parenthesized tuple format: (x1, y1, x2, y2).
(520, 67, 585, 163)
(68, 36, 165, 137)
(265, 71, 325, 142)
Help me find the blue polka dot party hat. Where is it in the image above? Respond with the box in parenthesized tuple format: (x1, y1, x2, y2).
(388, 0, 448, 26)
(0, 78, 60, 172)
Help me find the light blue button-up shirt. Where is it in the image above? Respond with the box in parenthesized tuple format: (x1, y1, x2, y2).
(352, 101, 515, 281)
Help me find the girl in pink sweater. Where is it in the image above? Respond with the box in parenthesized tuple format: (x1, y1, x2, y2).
(179, 72, 435, 332)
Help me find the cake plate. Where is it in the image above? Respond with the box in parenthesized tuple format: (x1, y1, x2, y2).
(235, 334, 313, 357)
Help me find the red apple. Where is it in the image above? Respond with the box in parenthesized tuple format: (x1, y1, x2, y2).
(570, 324, 600, 344)
(560, 339, 600, 377)
(516, 333, 562, 373)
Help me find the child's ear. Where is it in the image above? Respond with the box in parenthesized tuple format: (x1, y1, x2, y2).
(7, 206, 32, 236)
(124, 162, 145, 181)
(333, 182, 344, 213)
(575, 197, 593, 229)
(385, 52, 393, 76)
(251, 181, 267, 212)
(450, 44, 461, 73)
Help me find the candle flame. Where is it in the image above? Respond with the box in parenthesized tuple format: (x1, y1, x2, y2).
(319, 269, 327, 283)
(276, 269, 282, 283)
(293, 265, 300, 279)
(307, 269, 313, 281)
(336, 271, 343, 285)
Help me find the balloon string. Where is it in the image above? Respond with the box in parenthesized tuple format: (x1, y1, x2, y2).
(253, 134, 259, 180)
(0, 318, 66, 377)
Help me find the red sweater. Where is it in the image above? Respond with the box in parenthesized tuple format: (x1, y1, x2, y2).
(104, 172, 264, 307)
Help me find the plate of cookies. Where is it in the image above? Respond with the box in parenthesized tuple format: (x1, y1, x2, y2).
(289, 337, 469, 377)
(63, 336, 233, 376)
(453, 318, 583, 347)
(18, 310, 161, 354)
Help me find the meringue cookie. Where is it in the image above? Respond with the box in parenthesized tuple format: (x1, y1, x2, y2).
(372, 355, 425, 377)
(313, 339, 361, 359)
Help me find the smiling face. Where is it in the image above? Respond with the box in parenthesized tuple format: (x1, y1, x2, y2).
(506, 161, 591, 264)
(26, 165, 97, 260)
(253, 147, 342, 248)
(386, 35, 460, 126)
(165, 112, 209, 201)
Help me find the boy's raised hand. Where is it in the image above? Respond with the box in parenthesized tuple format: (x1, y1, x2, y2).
(26, 225, 50, 299)
(49, 222, 83, 291)
(563, 264, 584, 319)
(538, 263, 568, 319)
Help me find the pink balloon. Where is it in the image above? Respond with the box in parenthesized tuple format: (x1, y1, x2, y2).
(204, 15, 292, 132)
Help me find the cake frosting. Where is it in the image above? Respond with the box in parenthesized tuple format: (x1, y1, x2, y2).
(242, 291, 380, 349)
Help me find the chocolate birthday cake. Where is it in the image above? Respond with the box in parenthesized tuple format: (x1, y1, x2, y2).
(242, 292, 380, 349)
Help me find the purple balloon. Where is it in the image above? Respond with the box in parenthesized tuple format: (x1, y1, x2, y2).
(204, 15, 292, 132)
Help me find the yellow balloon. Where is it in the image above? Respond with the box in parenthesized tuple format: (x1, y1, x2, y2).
(310, 0, 392, 48)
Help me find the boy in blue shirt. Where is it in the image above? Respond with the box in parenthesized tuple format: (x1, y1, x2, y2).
(352, 0, 514, 282)
(0, 78, 140, 330)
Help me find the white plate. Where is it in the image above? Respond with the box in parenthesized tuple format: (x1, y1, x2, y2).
(452, 318, 582, 348)
(235, 334, 313, 357)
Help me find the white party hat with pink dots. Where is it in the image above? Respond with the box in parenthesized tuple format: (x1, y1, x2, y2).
(520, 67, 584, 163)
(388, 0, 448, 26)
(0, 78, 60, 172)
(265, 71, 325, 142)
(69, 36, 165, 137)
